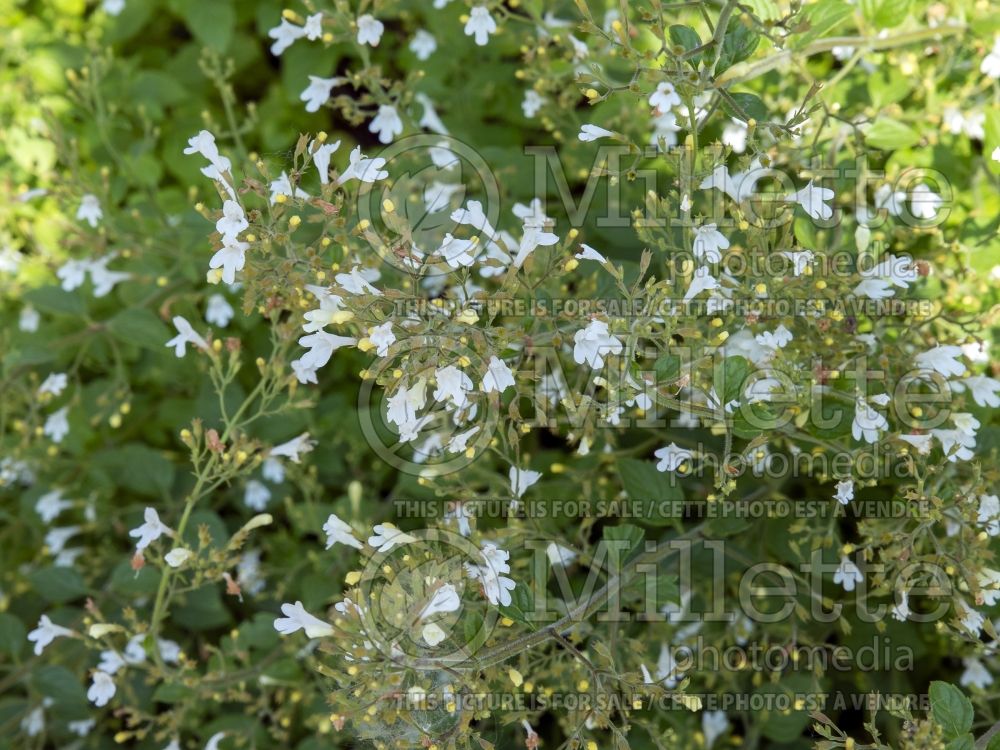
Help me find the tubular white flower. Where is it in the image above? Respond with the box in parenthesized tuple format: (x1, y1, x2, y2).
(270, 433, 316, 463)
(833, 556, 863, 591)
(323, 513, 363, 550)
(368, 523, 417, 552)
(509, 466, 542, 498)
(87, 671, 116, 707)
(464, 6, 497, 46)
(573, 319, 622, 368)
(419, 583, 461, 619)
(165, 316, 210, 357)
(356, 14, 384, 46)
(654, 443, 692, 472)
(273, 601, 334, 638)
(129, 507, 172, 551)
(27, 614, 74, 655)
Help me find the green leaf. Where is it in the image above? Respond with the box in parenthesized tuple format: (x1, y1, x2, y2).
(172, 585, 232, 631)
(722, 92, 767, 123)
(93, 444, 176, 497)
(718, 22, 760, 72)
(930, 681, 973, 739)
(744, 0, 782, 21)
(29, 566, 88, 603)
(653, 352, 682, 383)
(0, 614, 26, 658)
(108, 308, 171, 350)
(986, 732, 1000, 750)
(669, 25, 703, 67)
(733, 402, 778, 438)
(865, 119, 921, 151)
(793, 0, 854, 48)
(714, 355, 751, 405)
(945, 735, 975, 750)
(602, 524, 646, 570)
(860, 0, 913, 28)
(618, 458, 684, 522)
(32, 665, 88, 709)
(23, 285, 85, 317)
(153, 682, 195, 703)
(178, 0, 234, 52)
(498, 584, 536, 627)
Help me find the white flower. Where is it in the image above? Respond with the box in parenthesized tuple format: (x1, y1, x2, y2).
(166, 315, 210, 357)
(43, 407, 70, 443)
(368, 322, 396, 357)
(785, 180, 834, 220)
(860, 253, 918, 293)
(87, 255, 130, 297)
(703, 710, 730, 749)
(300, 75, 339, 113)
(915, 345, 965, 377)
(20, 707, 43, 737)
(899, 433, 932, 454)
(891, 590, 910, 621)
(68, 718, 96, 737)
(337, 146, 389, 184)
(977, 568, 1000, 606)
(387, 379, 427, 427)
(692, 223, 729, 262)
(684, 265, 720, 302)
(420, 583, 461, 619)
(651, 110, 681, 149)
(369, 105, 403, 144)
(294, 331, 357, 382)
(270, 433, 316, 463)
(88, 671, 116, 707)
(722, 118, 748, 153)
(205, 293, 234, 327)
(833, 556, 863, 591)
(38, 372, 68, 397)
(510, 466, 542, 498)
(834, 479, 854, 505)
(244, 479, 271, 511)
(911, 184, 943, 219)
(981, 36, 1000, 78)
(960, 658, 993, 690)
(45, 525, 80, 555)
(311, 139, 341, 185)
(852, 399, 887, 444)
(356, 14, 384, 46)
(755, 325, 793, 353)
(435, 234, 479, 269)
(205, 732, 227, 750)
(649, 82, 681, 114)
(36, 490, 72, 523)
(165, 548, 193, 568)
(410, 29, 437, 60)
(262, 457, 284, 484)
(58, 258, 89, 291)
(27, 614, 74, 655)
(451, 199, 497, 239)
(853, 278, 894, 300)
(434, 365, 474, 408)
(102, 0, 124, 14)
(269, 171, 310, 203)
(368, 523, 417, 552)
(76, 194, 102, 227)
(466, 544, 515, 606)
(993, 146, 1000, 162)
(780, 250, 814, 276)
(19, 305, 40, 332)
(482, 356, 516, 393)
(522, 90, 546, 118)
(579, 124, 616, 142)
(961, 605, 985, 636)
(465, 6, 497, 46)
(324, 513, 363, 550)
(335, 265, 382, 295)
(273, 601, 334, 638)
(654, 443, 692, 473)
(573, 320, 622, 368)
(576, 244, 607, 263)
(416, 93, 449, 134)
(422, 622, 447, 646)
(875, 183, 906, 216)
(268, 18, 306, 56)
(129, 507, 172, 550)
(216, 200, 247, 240)
(546, 543, 577, 566)
(954, 375, 1000, 408)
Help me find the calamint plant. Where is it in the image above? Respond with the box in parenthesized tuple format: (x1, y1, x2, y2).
(1, 0, 999, 748)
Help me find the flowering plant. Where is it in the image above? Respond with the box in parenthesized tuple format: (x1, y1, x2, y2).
(2, 0, 1000, 749)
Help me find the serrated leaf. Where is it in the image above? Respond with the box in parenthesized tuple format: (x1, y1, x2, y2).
(865, 119, 920, 150)
(930, 682, 973, 740)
